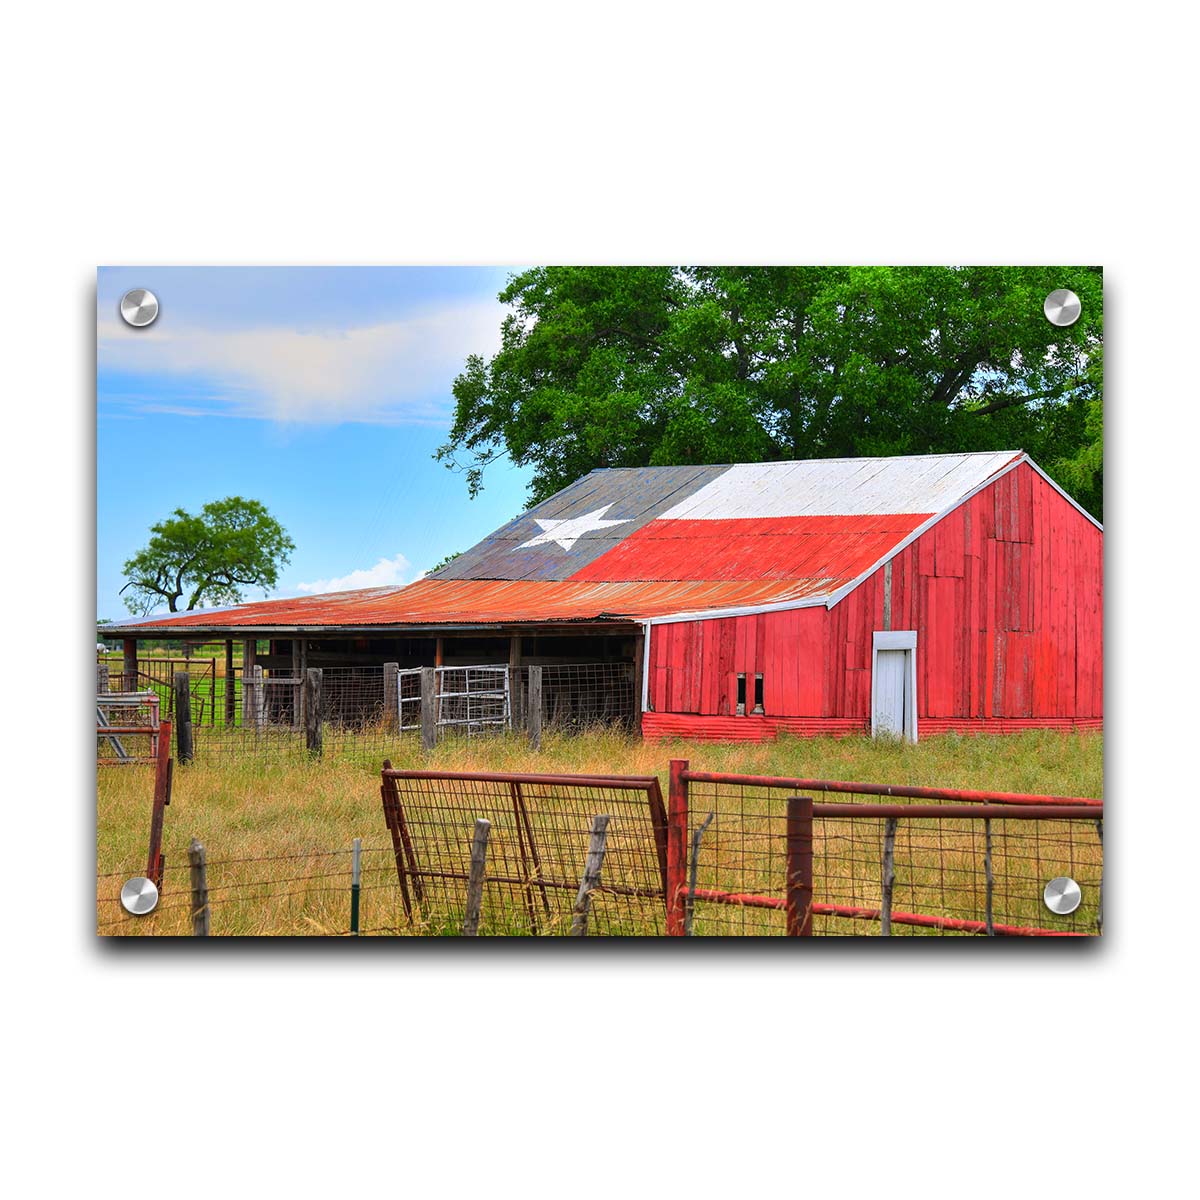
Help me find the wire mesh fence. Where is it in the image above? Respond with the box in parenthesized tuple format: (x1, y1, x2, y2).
(528, 663, 636, 730)
(101, 661, 638, 766)
(377, 768, 668, 935)
(96, 691, 161, 764)
(676, 768, 1103, 936)
(99, 655, 219, 725)
(96, 764, 1103, 938)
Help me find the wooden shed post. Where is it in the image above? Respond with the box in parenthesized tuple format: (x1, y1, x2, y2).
(252, 665, 265, 729)
(383, 662, 399, 731)
(632, 630, 645, 736)
(508, 635, 524, 734)
(434, 638, 445, 725)
(291, 638, 303, 729)
(122, 638, 137, 693)
(224, 640, 236, 727)
(241, 639, 257, 728)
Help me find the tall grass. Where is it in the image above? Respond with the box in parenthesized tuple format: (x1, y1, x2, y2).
(97, 728, 1102, 936)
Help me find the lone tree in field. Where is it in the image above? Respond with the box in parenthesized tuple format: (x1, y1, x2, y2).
(121, 497, 295, 615)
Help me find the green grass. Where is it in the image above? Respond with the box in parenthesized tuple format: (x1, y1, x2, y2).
(96, 727, 1103, 937)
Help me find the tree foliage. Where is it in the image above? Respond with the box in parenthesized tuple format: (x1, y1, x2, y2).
(121, 497, 295, 615)
(439, 266, 1103, 518)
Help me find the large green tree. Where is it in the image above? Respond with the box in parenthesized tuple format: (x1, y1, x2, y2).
(121, 496, 295, 615)
(438, 266, 1103, 518)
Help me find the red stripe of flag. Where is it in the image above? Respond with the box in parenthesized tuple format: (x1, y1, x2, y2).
(570, 515, 933, 583)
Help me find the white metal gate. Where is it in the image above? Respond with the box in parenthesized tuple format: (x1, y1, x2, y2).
(397, 665, 512, 737)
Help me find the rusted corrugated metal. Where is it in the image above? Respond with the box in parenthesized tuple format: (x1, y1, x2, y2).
(113, 577, 830, 631)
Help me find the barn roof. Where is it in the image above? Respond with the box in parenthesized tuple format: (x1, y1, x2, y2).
(107, 450, 1079, 634)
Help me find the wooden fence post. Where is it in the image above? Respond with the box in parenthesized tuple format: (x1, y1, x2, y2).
(383, 662, 399, 731)
(666, 759, 689, 935)
(785, 795, 814, 937)
(173, 671, 193, 764)
(881, 816, 898, 936)
(463, 818, 492, 936)
(304, 667, 323, 756)
(188, 837, 210, 936)
(1095, 819, 1103, 936)
(685, 811, 715, 937)
(420, 666, 437, 751)
(527, 664, 543, 751)
(571, 814, 611, 936)
(96, 662, 109, 693)
(147, 721, 172, 888)
(350, 837, 362, 936)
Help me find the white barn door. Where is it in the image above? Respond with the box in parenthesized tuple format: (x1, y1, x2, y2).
(871, 631, 917, 743)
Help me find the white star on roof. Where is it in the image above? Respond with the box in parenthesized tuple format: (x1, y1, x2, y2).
(518, 504, 630, 551)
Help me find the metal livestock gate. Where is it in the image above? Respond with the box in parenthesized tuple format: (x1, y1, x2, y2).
(375, 763, 1103, 936)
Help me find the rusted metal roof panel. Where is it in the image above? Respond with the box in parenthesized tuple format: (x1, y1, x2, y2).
(108, 578, 828, 632)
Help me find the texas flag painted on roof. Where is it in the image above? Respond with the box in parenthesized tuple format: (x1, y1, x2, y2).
(108, 451, 1028, 631)
(432, 451, 1023, 590)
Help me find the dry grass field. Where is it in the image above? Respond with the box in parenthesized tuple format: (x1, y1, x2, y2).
(96, 727, 1103, 937)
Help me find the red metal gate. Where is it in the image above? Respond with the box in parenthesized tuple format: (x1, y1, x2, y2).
(666, 762, 1103, 936)
(380, 764, 668, 934)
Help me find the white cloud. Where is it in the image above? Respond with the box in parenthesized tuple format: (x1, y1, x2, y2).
(296, 553, 411, 594)
(97, 299, 504, 424)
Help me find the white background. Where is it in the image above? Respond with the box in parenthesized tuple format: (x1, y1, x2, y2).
(3, 3, 1194, 1196)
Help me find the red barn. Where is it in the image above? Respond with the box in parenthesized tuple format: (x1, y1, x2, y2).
(632, 451, 1103, 741)
(105, 450, 1102, 742)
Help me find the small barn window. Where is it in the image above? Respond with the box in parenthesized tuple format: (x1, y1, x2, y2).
(736, 672, 746, 715)
(753, 673, 764, 714)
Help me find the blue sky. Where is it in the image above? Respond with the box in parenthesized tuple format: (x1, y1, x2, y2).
(97, 266, 533, 619)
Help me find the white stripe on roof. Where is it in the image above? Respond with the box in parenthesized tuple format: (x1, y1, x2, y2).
(657, 451, 1021, 519)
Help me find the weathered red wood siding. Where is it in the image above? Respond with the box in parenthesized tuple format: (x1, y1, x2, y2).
(644, 463, 1102, 737)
